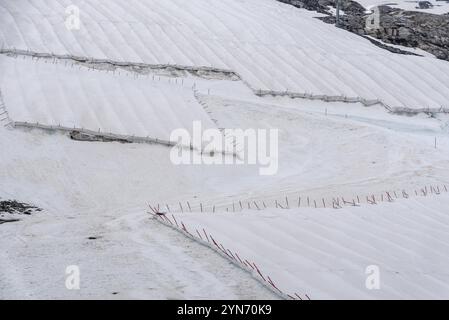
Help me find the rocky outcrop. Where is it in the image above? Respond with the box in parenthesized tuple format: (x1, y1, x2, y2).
(362, 34, 422, 56)
(0, 199, 41, 224)
(279, 0, 365, 15)
(365, 7, 449, 61)
(278, 0, 330, 14)
(0, 199, 41, 215)
(279, 0, 449, 62)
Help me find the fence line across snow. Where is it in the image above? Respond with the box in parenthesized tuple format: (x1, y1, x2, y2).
(3, 48, 449, 115)
(12, 121, 175, 146)
(11, 121, 239, 159)
(254, 89, 449, 116)
(152, 183, 449, 214)
(148, 205, 310, 301)
(0, 48, 240, 81)
(148, 184, 448, 298)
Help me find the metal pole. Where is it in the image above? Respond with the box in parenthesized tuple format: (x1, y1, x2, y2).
(336, 0, 341, 27)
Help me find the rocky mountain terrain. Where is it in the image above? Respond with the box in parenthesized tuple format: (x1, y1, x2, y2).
(280, 0, 449, 61)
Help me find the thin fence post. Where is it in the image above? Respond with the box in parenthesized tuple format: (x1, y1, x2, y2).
(187, 201, 192, 212)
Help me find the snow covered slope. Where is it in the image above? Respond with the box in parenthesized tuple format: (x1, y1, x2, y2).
(0, 124, 280, 299)
(0, 55, 215, 141)
(2, 75, 449, 299)
(1, 0, 449, 109)
(176, 193, 449, 299)
(2, 0, 449, 300)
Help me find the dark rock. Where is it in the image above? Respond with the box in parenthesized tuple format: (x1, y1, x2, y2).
(362, 8, 449, 60)
(279, 0, 366, 15)
(0, 199, 41, 216)
(70, 130, 131, 144)
(362, 35, 422, 56)
(278, 0, 330, 14)
(278, 0, 449, 62)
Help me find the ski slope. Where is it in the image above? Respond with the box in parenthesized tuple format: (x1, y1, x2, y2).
(0, 55, 216, 141)
(175, 193, 449, 299)
(1, 0, 449, 109)
(2, 79, 449, 299)
(2, 0, 449, 300)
